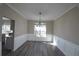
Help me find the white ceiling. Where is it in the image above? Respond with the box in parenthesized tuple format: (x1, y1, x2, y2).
(6, 3, 78, 21)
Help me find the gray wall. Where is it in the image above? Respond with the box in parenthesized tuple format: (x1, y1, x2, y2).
(27, 20, 54, 35)
(53, 7, 79, 55)
(27, 20, 54, 42)
(0, 17, 3, 56)
(54, 7, 79, 45)
(0, 4, 28, 53)
(0, 4, 27, 37)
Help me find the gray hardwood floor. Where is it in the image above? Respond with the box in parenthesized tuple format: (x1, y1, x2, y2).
(5, 41, 65, 56)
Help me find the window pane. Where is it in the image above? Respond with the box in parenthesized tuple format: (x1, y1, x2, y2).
(34, 23, 46, 37)
(2, 25, 10, 34)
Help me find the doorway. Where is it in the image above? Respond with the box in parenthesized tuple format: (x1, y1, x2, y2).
(2, 17, 15, 56)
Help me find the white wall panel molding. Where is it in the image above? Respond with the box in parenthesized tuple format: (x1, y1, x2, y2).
(54, 35, 79, 56)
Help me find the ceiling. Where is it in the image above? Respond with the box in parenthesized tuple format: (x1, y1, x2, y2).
(6, 3, 78, 21)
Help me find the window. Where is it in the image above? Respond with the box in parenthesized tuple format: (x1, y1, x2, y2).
(2, 25, 10, 34)
(34, 23, 46, 37)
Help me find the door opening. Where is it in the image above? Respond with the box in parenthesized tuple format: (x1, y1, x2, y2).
(2, 17, 15, 56)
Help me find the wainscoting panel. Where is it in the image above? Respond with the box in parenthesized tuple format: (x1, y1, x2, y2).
(14, 34, 27, 51)
(27, 34, 53, 42)
(14, 34, 53, 51)
(54, 35, 79, 56)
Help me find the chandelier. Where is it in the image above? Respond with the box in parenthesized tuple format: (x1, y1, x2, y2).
(38, 12, 42, 25)
(35, 12, 44, 26)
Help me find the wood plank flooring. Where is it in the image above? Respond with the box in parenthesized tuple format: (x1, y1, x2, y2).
(4, 41, 65, 56)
